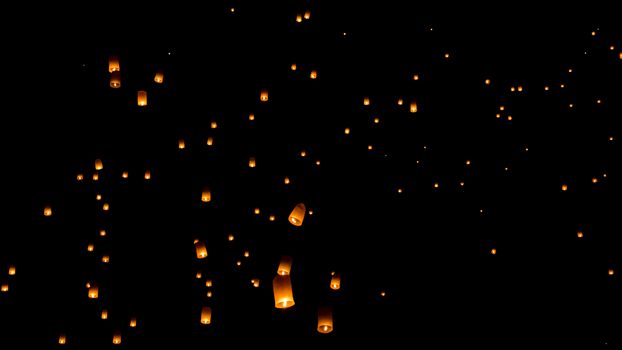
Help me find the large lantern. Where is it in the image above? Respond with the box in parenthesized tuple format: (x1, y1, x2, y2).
(137, 91, 147, 106)
(88, 285, 99, 299)
(200, 306, 212, 324)
(317, 306, 334, 333)
(194, 240, 208, 259)
(273, 275, 295, 309)
(288, 203, 306, 226)
(109, 56, 120, 73)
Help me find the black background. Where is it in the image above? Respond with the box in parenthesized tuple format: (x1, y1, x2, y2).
(1, 2, 621, 348)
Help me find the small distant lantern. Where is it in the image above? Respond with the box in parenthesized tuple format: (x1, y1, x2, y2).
(244, 250, 250, 258)
(373, 117, 380, 124)
(444, 53, 450, 59)
(236, 260, 242, 267)
(178, 139, 185, 149)
(273, 275, 295, 309)
(300, 150, 306, 157)
(95, 159, 103, 170)
(207, 136, 214, 146)
(344, 127, 350, 135)
(76, 174, 84, 181)
(205, 279, 212, 287)
(485, 79, 490, 85)
(1, 284, 8, 292)
(122, 171, 128, 179)
(154, 70, 164, 84)
(291, 63, 297, 71)
(102, 203, 110, 211)
(110, 71, 121, 88)
(397, 98, 403, 105)
(288, 203, 306, 226)
(195, 241, 208, 259)
(491, 248, 497, 255)
(544, 85, 550, 91)
(317, 306, 334, 334)
(44, 205, 52, 217)
(109, 56, 120, 73)
(251, 279, 260, 288)
(608, 269, 615, 276)
(284, 177, 290, 185)
(112, 332, 121, 345)
(310, 70, 317, 79)
(228, 234, 234, 241)
(296, 14, 302, 23)
(201, 188, 211, 202)
(8, 265, 15, 276)
(129, 317, 137, 328)
(410, 101, 418, 113)
(249, 113, 255, 121)
(254, 208, 260, 215)
(88, 285, 99, 299)
(249, 157, 256, 168)
(330, 273, 340, 290)
(363, 97, 370, 106)
(99, 230, 106, 237)
(577, 231, 583, 238)
(278, 256, 293, 275)
(207, 291, 213, 298)
(304, 10, 311, 19)
(413, 74, 420, 81)
(260, 89, 269, 102)
(87, 244, 94, 252)
(211, 121, 218, 129)
(102, 255, 110, 263)
(269, 215, 276, 221)
(144, 170, 151, 180)
(196, 271, 202, 279)
(58, 334, 66, 344)
(96, 194, 102, 201)
(517, 85, 523, 92)
(200, 307, 212, 324)
(137, 91, 147, 106)
(101, 309, 108, 319)
(561, 184, 568, 191)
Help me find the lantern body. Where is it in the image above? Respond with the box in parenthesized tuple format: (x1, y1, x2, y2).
(110, 71, 121, 88)
(88, 286, 98, 299)
(363, 97, 370, 106)
(277, 256, 293, 275)
(273, 275, 295, 308)
(200, 306, 212, 324)
(317, 306, 334, 333)
(310, 70, 317, 79)
(291, 63, 297, 71)
(330, 273, 341, 290)
(154, 70, 164, 83)
(144, 170, 151, 180)
(249, 157, 256, 168)
(228, 234, 235, 241)
(195, 241, 208, 259)
(95, 159, 103, 170)
(207, 136, 214, 146)
(109, 56, 120, 72)
(260, 90, 269, 102)
(101, 309, 108, 319)
(410, 101, 418, 113)
(129, 317, 137, 328)
(288, 203, 306, 226)
(8, 265, 15, 275)
(1, 284, 8, 292)
(112, 332, 121, 345)
(122, 171, 128, 179)
(44, 206, 53, 217)
(137, 91, 147, 106)
(58, 334, 66, 344)
(201, 188, 211, 202)
(178, 139, 185, 149)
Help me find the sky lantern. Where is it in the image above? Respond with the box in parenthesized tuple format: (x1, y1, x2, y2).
(112, 332, 121, 345)
(110, 71, 121, 88)
(137, 91, 147, 106)
(58, 334, 66, 345)
(144, 170, 151, 180)
(194, 240, 208, 259)
(249, 113, 255, 121)
(577, 231, 583, 238)
(278, 256, 293, 275)
(154, 70, 164, 83)
(561, 184, 568, 191)
(344, 127, 350, 135)
(178, 139, 185, 149)
(43, 205, 52, 217)
(228, 234, 235, 241)
(304, 10, 311, 19)
(249, 157, 256, 168)
(76, 174, 84, 181)
(200, 307, 212, 324)
(284, 176, 290, 185)
(330, 273, 341, 290)
(260, 89, 269, 102)
(201, 187, 211, 202)
(122, 171, 128, 179)
(108, 56, 120, 72)
(288, 203, 306, 226)
(251, 279, 260, 288)
(310, 70, 317, 79)
(608, 269, 615, 276)
(8, 265, 15, 276)
(296, 14, 302, 22)
(273, 275, 295, 308)
(410, 101, 418, 113)
(1, 284, 8, 292)
(207, 136, 214, 146)
(206, 279, 213, 287)
(363, 97, 370, 106)
(95, 159, 103, 170)
(101, 309, 108, 319)
(485, 79, 490, 85)
(291, 63, 297, 71)
(129, 317, 137, 328)
(88, 285, 99, 299)
(317, 307, 334, 334)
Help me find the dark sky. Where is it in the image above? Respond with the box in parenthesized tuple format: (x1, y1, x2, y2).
(1, 2, 621, 348)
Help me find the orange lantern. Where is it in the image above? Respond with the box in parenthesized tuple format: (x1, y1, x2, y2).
(178, 139, 185, 149)
(112, 331, 121, 345)
(201, 188, 211, 202)
(129, 317, 137, 328)
(363, 97, 370, 106)
(109, 56, 120, 72)
(8, 265, 16, 276)
(154, 70, 164, 84)
(304, 10, 311, 19)
(310, 70, 317, 79)
(207, 136, 214, 146)
(1, 284, 8, 292)
(122, 171, 128, 179)
(95, 159, 103, 170)
(273, 275, 295, 308)
(410, 101, 418, 113)
(195, 240, 208, 259)
(200, 306, 212, 324)
(58, 334, 67, 344)
(249, 157, 256, 168)
(277, 256, 293, 275)
(101, 309, 108, 319)
(330, 273, 341, 290)
(144, 170, 151, 180)
(137, 91, 147, 106)
(88, 285, 98, 299)
(43, 205, 52, 217)
(110, 71, 121, 88)
(260, 89, 269, 102)
(288, 203, 306, 226)
(317, 306, 333, 333)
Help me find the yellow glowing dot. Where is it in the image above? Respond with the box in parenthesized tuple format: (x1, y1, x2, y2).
(344, 128, 350, 135)
(316, 160, 321, 166)
(2, 284, 9, 292)
(236, 260, 242, 267)
(544, 85, 550, 91)
(207, 291, 213, 298)
(433, 182, 439, 188)
(568, 68, 573, 73)
(300, 150, 307, 157)
(444, 53, 450, 59)
(368, 145, 373, 150)
(591, 31, 596, 36)
(230, 7, 235, 13)
(244, 250, 250, 258)
(459, 182, 465, 187)
(93, 173, 99, 181)
(495, 113, 501, 119)
(465, 160, 471, 166)
(592, 177, 598, 183)
(517, 85, 523, 92)
(178, 139, 185, 149)
(310, 70, 317, 79)
(480, 209, 484, 214)
(510, 87, 516, 92)
(269, 215, 276, 221)
(577, 231, 583, 238)
(252, 279, 260, 287)
(603, 173, 607, 178)
(596, 99, 602, 104)
(608, 269, 614, 276)
(76, 174, 84, 181)
(196, 272, 202, 279)
(102, 203, 109, 211)
(397, 188, 403, 193)
(413, 74, 419, 81)
(609, 136, 614, 142)
(380, 291, 386, 297)
(121, 171, 128, 179)
(363, 97, 370, 106)
(228, 234, 234, 241)
(499, 106, 505, 111)
(101, 310, 108, 319)
(308, 210, 314, 215)
(254, 208, 260, 215)
(373, 117, 380, 124)
(211, 121, 217, 129)
(485, 79, 490, 85)
(99, 229, 106, 237)
(129, 318, 137, 328)
(560, 84, 565, 89)
(206, 137, 214, 146)
(397, 98, 403, 105)
(96, 194, 102, 201)
(609, 45, 615, 51)
(491, 248, 497, 255)
(7, 266, 15, 275)
(206, 280, 212, 287)
(249, 113, 255, 121)
(561, 184, 568, 191)
(507, 116, 512, 121)
(58, 334, 66, 344)
(619, 52, 622, 59)
(291, 63, 297, 71)
(284, 176, 290, 185)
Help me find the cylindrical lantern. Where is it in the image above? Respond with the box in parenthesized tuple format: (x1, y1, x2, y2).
(260, 89, 269, 102)
(92, 172, 99, 181)
(273, 275, 295, 308)
(112, 331, 121, 345)
(195, 240, 208, 259)
(249, 157, 256, 168)
(122, 171, 129, 179)
(8, 265, 16, 276)
(88, 285, 98, 299)
(87, 243, 94, 252)
(95, 159, 103, 170)
(101, 309, 108, 319)
(207, 136, 214, 146)
(109, 56, 120, 73)
(310, 70, 317, 79)
(288, 203, 306, 226)
(330, 273, 340, 290)
(304, 10, 311, 19)
(137, 91, 147, 106)
(129, 317, 137, 328)
(1, 284, 8, 292)
(205, 279, 212, 287)
(410, 101, 418, 113)
(200, 306, 212, 324)
(110, 71, 121, 88)
(211, 121, 218, 129)
(58, 334, 66, 344)
(317, 306, 333, 333)
(363, 97, 370, 106)
(154, 70, 164, 84)
(144, 170, 151, 180)
(277, 256, 293, 276)
(178, 139, 185, 149)
(201, 188, 211, 202)
(43, 205, 53, 217)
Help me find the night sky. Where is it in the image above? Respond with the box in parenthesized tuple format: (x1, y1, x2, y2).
(1, 3, 621, 348)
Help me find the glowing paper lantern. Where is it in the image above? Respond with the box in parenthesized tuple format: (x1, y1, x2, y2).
(8, 265, 15, 276)
(296, 14, 302, 22)
(76, 174, 84, 181)
(273, 275, 295, 308)
(110, 71, 121, 88)
(1, 284, 8, 292)
(144, 170, 151, 180)
(122, 171, 128, 179)
(291, 63, 297, 71)
(200, 307, 212, 324)
(112, 332, 121, 345)
(109, 56, 120, 72)
(609, 269, 615, 276)
(195, 240, 208, 259)
(363, 97, 370, 106)
(95, 159, 103, 170)
(88, 285, 99, 299)
(211, 121, 218, 129)
(58, 334, 66, 344)
(284, 176, 290, 185)
(410, 101, 418, 113)
(288, 203, 306, 226)
(178, 139, 185, 149)
(577, 231, 583, 238)
(137, 91, 147, 106)
(101, 309, 108, 319)
(207, 136, 214, 146)
(201, 188, 211, 203)
(43, 206, 52, 217)
(317, 307, 334, 333)
(129, 317, 137, 328)
(310, 70, 317, 79)
(330, 273, 341, 290)
(561, 184, 568, 191)
(304, 10, 311, 19)
(278, 256, 293, 275)
(260, 89, 269, 102)
(249, 157, 256, 168)
(154, 70, 164, 84)
(205, 279, 213, 287)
